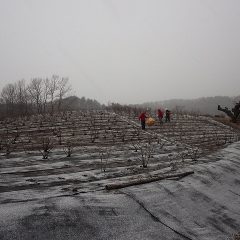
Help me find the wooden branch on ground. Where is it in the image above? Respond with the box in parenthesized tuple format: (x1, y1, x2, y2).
(105, 171, 194, 190)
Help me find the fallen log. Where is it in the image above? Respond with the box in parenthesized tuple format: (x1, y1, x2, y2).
(105, 171, 194, 190)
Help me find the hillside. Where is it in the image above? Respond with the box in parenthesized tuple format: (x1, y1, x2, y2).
(0, 110, 239, 197)
(0, 110, 240, 239)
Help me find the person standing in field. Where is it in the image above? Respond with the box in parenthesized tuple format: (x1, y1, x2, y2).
(157, 108, 164, 124)
(139, 111, 148, 130)
(165, 109, 171, 122)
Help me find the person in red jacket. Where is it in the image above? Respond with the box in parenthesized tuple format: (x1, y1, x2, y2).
(139, 111, 148, 130)
(157, 108, 164, 124)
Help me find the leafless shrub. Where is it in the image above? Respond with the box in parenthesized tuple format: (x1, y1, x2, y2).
(227, 134, 233, 143)
(56, 128, 62, 145)
(26, 133, 32, 143)
(102, 129, 108, 140)
(89, 117, 99, 143)
(213, 130, 222, 146)
(38, 137, 54, 159)
(63, 140, 75, 157)
(152, 133, 166, 149)
(18, 132, 33, 153)
(0, 138, 3, 151)
(167, 153, 178, 170)
(187, 147, 200, 161)
(111, 129, 117, 141)
(131, 141, 139, 153)
(201, 131, 207, 142)
(21, 139, 34, 154)
(132, 127, 141, 141)
(119, 128, 128, 142)
(159, 140, 166, 149)
(170, 161, 178, 171)
(2, 138, 15, 156)
(131, 136, 157, 168)
(177, 149, 188, 162)
(222, 132, 229, 145)
(178, 124, 185, 141)
(98, 147, 111, 172)
(11, 127, 20, 144)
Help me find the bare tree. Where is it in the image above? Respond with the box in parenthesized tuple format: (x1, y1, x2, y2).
(49, 75, 58, 115)
(42, 78, 50, 114)
(15, 79, 28, 116)
(1, 83, 16, 115)
(28, 78, 43, 114)
(0, 76, 72, 118)
(56, 77, 71, 112)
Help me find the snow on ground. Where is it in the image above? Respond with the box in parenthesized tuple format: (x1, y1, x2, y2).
(0, 142, 240, 240)
(0, 111, 240, 239)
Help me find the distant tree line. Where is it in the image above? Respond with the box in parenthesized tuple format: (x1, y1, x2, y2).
(60, 96, 103, 110)
(106, 103, 145, 116)
(0, 75, 71, 118)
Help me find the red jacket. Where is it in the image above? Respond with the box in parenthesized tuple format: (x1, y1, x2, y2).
(139, 112, 147, 121)
(157, 109, 163, 118)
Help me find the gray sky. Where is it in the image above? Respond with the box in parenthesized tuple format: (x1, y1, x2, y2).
(0, 0, 240, 104)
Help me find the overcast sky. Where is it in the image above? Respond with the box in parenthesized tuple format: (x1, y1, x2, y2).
(0, 0, 240, 104)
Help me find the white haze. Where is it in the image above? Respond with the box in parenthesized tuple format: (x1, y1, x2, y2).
(0, 0, 240, 104)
